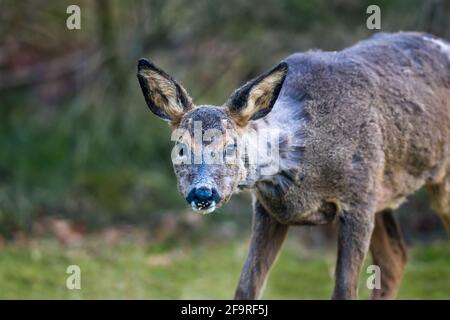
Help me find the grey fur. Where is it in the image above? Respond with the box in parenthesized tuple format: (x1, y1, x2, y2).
(137, 32, 450, 299)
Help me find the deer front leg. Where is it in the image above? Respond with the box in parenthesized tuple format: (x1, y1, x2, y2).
(332, 208, 375, 300)
(234, 201, 289, 300)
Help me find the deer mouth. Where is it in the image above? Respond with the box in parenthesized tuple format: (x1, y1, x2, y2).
(191, 201, 217, 214)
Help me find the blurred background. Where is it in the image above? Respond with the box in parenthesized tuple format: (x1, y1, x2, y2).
(0, 0, 449, 299)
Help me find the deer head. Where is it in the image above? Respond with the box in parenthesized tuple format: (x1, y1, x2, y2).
(137, 58, 288, 213)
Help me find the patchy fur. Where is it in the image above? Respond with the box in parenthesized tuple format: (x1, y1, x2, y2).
(137, 32, 450, 300)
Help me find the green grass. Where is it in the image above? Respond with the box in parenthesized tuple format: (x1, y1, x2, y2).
(0, 238, 448, 299)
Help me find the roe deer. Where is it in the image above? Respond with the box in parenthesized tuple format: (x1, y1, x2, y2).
(137, 32, 450, 299)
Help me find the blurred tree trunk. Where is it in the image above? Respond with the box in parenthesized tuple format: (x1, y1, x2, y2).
(141, 0, 171, 52)
(96, 0, 126, 97)
(418, 0, 450, 38)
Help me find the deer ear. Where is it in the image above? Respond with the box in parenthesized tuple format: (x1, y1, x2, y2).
(137, 58, 193, 123)
(225, 62, 288, 126)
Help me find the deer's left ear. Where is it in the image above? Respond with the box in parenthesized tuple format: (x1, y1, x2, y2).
(225, 62, 288, 126)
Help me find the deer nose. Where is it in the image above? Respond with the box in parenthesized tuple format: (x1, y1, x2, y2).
(186, 187, 221, 210)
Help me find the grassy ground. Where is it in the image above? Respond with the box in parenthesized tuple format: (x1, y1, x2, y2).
(0, 236, 448, 299)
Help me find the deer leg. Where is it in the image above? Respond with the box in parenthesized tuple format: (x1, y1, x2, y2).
(428, 176, 450, 236)
(332, 208, 375, 300)
(370, 209, 407, 299)
(234, 201, 289, 300)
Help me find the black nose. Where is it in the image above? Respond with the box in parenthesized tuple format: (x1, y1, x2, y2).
(186, 187, 221, 209)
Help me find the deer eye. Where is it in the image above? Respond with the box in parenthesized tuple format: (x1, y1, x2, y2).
(177, 143, 188, 157)
(225, 143, 236, 155)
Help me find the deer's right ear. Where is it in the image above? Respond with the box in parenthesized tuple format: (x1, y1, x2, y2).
(137, 58, 193, 123)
